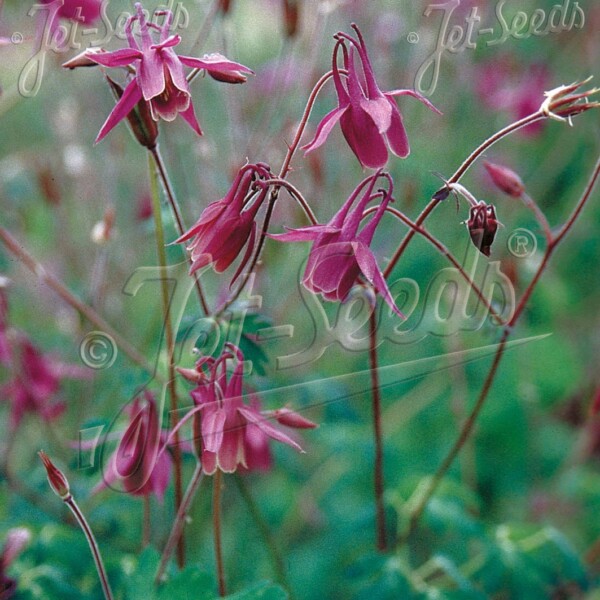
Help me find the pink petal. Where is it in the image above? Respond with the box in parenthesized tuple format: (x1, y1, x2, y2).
(138, 50, 166, 100)
(151, 34, 181, 51)
(201, 450, 218, 475)
(385, 89, 442, 115)
(301, 106, 347, 154)
(95, 79, 143, 144)
(202, 408, 226, 453)
(340, 107, 389, 169)
(179, 54, 254, 75)
(238, 407, 303, 452)
(162, 50, 189, 94)
(268, 225, 338, 242)
(87, 47, 142, 67)
(359, 97, 392, 134)
(180, 100, 203, 136)
(150, 449, 172, 502)
(352, 241, 404, 317)
(384, 97, 410, 159)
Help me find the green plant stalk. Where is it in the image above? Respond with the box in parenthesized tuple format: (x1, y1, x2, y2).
(148, 154, 185, 568)
(65, 496, 114, 600)
(234, 475, 293, 597)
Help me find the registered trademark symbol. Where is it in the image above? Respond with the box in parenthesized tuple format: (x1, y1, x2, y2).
(507, 228, 537, 258)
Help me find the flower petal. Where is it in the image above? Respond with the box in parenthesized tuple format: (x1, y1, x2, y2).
(301, 106, 347, 154)
(384, 97, 410, 159)
(269, 225, 338, 242)
(87, 47, 142, 67)
(340, 107, 389, 169)
(95, 79, 143, 144)
(238, 407, 303, 452)
(385, 89, 442, 115)
(179, 100, 203, 136)
(352, 241, 404, 317)
(179, 54, 254, 75)
(202, 407, 227, 453)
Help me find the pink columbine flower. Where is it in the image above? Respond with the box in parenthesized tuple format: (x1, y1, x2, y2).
(0, 528, 31, 600)
(94, 392, 172, 501)
(175, 163, 271, 278)
(177, 344, 316, 475)
(40, 0, 102, 25)
(85, 3, 253, 142)
(271, 171, 403, 316)
(302, 23, 440, 169)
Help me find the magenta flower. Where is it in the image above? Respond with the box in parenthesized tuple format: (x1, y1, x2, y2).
(271, 171, 402, 316)
(0, 528, 30, 600)
(94, 392, 172, 501)
(85, 3, 253, 142)
(177, 344, 316, 475)
(302, 24, 440, 169)
(0, 333, 87, 429)
(175, 163, 271, 278)
(40, 0, 102, 25)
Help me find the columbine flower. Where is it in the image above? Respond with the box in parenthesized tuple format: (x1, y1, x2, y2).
(467, 202, 499, 257)
(177, 344, 316, 475)
(0, 527, 31, 600)
(94, 392, 172, 501)
(271, 171, 403, 316)
(302, 23, 440, 169)
(40, 0, 102, 26)
(175, 163, 271, 278)
(85, 2, 253, 142)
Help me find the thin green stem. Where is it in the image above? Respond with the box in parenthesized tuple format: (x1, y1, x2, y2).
(213, 471, 226, 597)
(234, 475, 293, 597)
(150, 146, 210, 315)
(65, 496, 114, 600)
(369, 309, 387, 551)
(156, 462, 205, 584)
(148, 154, 185, 568)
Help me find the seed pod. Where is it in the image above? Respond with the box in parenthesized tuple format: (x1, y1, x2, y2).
(467, 202, 498, 257)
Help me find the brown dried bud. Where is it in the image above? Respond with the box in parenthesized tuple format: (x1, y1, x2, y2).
(106, 76, 159, 149)
(39, 451, 71, 500)
(484, 161, 525, 198)
(282, 0, 300, 38)
(467, 202, 499, 257)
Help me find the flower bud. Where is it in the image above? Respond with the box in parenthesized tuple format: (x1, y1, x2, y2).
(467, 202, 499, 257)
(282, 0, 300, 38)
(484, 161, 524, 198)
(273, 407, 317, 429)
(62, 48, 105, 69)
(39, 451, 71, 500)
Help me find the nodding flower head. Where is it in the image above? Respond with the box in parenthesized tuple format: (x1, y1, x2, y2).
(178, 344, 316, 475)
(175, 163, 272, 281)
(271, 170, 403, 317)
(83, 3, 253, 143)
(302, 23, 440, 169)
(467, 202, 499, 257)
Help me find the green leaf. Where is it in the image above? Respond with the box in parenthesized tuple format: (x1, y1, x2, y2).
(223, 580, 288, 600)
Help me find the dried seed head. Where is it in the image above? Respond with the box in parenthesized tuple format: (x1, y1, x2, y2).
(467, 202, 499, 257)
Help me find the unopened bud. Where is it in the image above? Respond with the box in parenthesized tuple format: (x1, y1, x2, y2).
(484, 161, 525, 198)
(218, 0, 232, 13)
(106, 76, 159, 149)
(39, 451, 71, 500)
(63, 48, 105, 69)
(273, 408, 317, 429)
(467, 202, 499, 257)
(282, 0, 300, 38)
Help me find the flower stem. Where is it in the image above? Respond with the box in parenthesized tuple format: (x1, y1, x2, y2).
(149, 145, 210, 315)
(0, 227, 154, 375)
(234, 475, 293, 597)
(65, 496, 114, 600)
(213, 471, 226, 597)
(398, 154, 600, 544)
(369, 309, 387, 551)
(148, 154, 185, 568)
(142, 494, 151, 548)
(155, 462, 205, 584)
